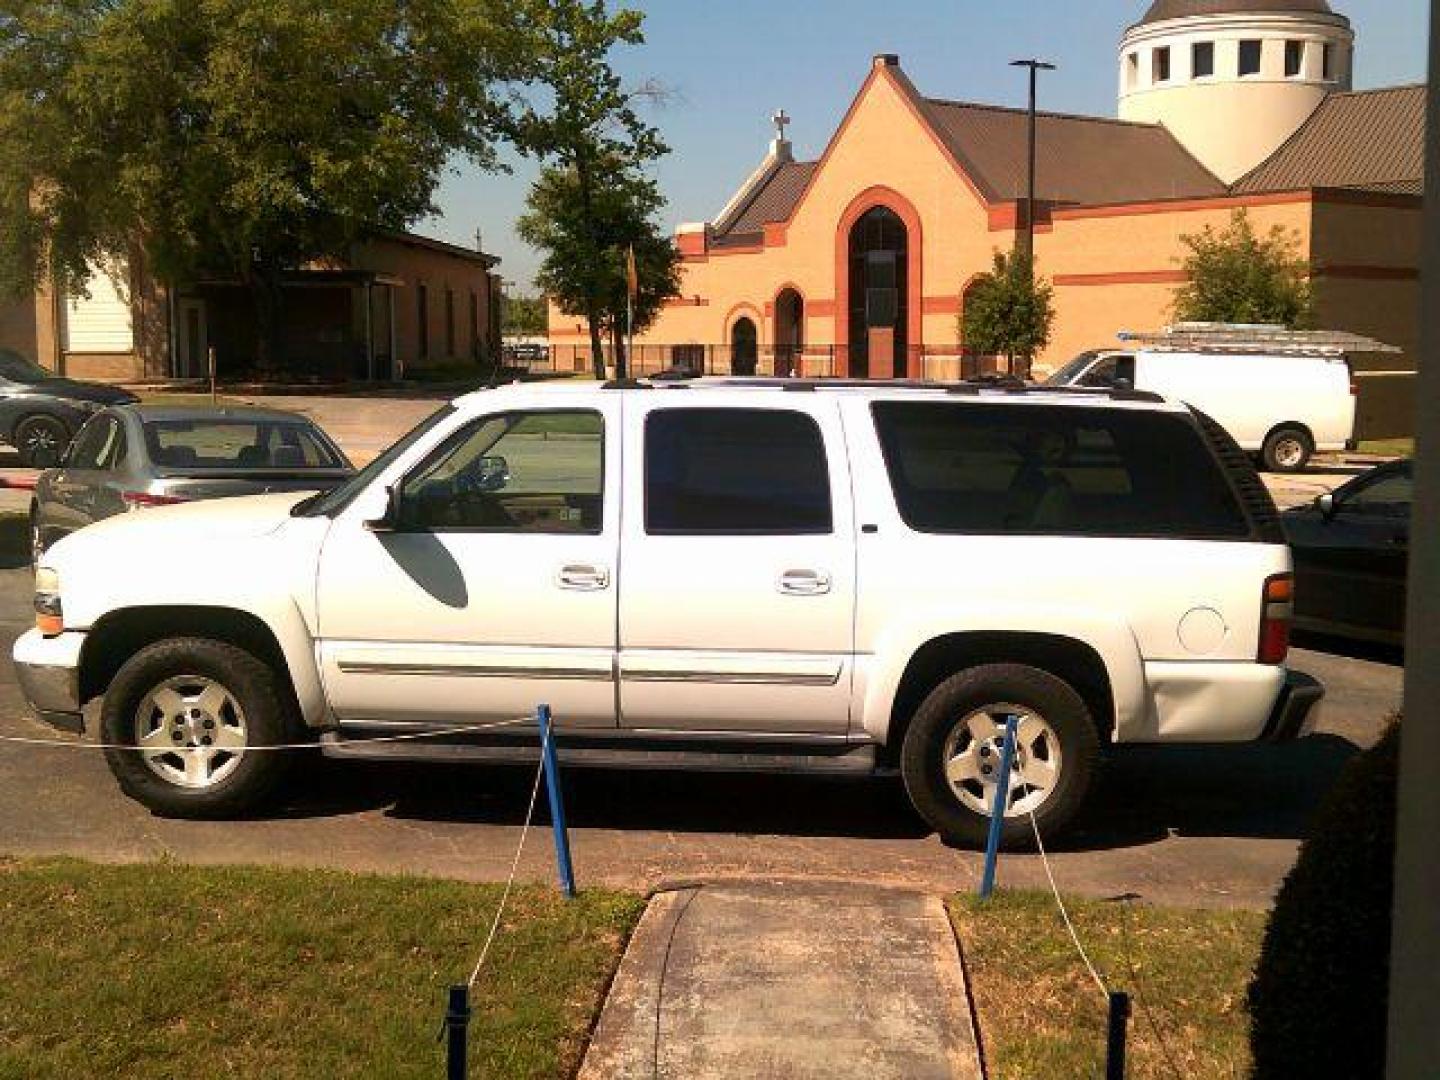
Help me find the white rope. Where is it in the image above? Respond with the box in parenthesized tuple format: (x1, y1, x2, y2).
(0, 716, 531, 753)
(1028, 807, 1109, 1001)
(467, 754, 547, 988)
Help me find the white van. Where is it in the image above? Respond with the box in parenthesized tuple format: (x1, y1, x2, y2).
(1046, 326, 1394, 472)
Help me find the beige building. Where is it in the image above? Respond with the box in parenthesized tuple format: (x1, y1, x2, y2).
(551, 0, 1421, 437)
(0, 229, 503, 384)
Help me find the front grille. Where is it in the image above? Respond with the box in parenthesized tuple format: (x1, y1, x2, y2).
(1191, 408, 1285, 544)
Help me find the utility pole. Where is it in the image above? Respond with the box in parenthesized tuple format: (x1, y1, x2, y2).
(1009, 59, 1056, 269)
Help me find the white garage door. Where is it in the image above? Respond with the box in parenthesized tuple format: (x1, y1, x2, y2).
(63, 266, 133, 353)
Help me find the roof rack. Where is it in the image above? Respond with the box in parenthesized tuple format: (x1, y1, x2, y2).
(641, 374, 1166, 403)
(1118, 322, 1402, 356)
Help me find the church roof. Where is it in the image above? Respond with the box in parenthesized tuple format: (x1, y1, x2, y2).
(1233, 85, 1425, 195)
(711, 160, 818, 248)
(919, 99, 1228, 206)
(1136, 0, 1345, 26)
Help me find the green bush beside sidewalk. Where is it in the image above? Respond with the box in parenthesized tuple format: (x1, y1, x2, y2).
(0, 858, 642, 1079)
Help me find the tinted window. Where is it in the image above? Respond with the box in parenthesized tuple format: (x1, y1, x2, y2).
(1239, 39, 1263, 76)
(1078, 355, 1136, 388)
(871, 402, 1251, 539)
(1341, 469, 1412, 518)
(1192, 41, 1215, 78)
(67, 415, 120, 469)
(402, 410, 603, 533)
(646, 408, 831, 535)
(143, 419, 344, 470)
(0, 351, 52, 384)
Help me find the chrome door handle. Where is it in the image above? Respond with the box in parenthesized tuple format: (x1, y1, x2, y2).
(557, 564, 610, 591)
(778, 569, 832, 596)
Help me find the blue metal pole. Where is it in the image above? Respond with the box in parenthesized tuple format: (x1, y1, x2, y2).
(537, 704, 576, 898)
(979, 714, 1020, 900)
(1106, 991, 1131, 1080)
(444, 983, 470, 1080)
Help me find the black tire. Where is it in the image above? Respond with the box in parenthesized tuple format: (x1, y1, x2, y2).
(1261, 425, 1312, 473)
(900, 663, 1100, 850)
(101, 637, 301, 819)
(15, 413, 70, 468)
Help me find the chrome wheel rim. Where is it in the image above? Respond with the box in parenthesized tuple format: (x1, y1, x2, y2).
(942, 703, 1062, 818)
(134, 675, 247, 789)
(23, 423, 61, 465)
(1274, 437, 1306, 469)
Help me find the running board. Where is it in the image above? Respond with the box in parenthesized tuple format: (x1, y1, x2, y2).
(319, 731, 883, 776)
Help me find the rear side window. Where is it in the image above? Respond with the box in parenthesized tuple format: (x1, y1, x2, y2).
(645, 408, 832, 534)
(871, 402, 1251, 539)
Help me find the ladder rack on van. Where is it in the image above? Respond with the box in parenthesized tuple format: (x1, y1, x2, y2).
(1117, 323, 1402, 357)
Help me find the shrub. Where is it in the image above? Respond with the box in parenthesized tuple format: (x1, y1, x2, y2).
(1248, 725, 1398, 1078)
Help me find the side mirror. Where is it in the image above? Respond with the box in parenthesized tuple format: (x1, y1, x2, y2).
(474, 455, 510, 493)
(364, 485, 405, 534)
(1316, 492, 1337, 521)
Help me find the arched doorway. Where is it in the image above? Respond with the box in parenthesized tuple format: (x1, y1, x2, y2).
(848, 206, 908, 379)
(774, 288, 804, 377)
(731, 316, 758, 376)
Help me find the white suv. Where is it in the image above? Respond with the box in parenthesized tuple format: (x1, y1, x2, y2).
(13, 378, 1321, 847)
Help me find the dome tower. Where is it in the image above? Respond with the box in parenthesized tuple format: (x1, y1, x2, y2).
(1119, 0, 1354, 183)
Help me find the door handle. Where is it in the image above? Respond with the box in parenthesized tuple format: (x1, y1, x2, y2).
(556, 564, 610, 591)
(778, 568, 832, 596)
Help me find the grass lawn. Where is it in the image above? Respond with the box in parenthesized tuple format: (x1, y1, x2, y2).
(952, 891, 1266, 1080)
(1356, 437, 1414, 458)
(0, 858, 643, 1079)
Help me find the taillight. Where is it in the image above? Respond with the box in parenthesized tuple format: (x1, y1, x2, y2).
(1258, 574, 1294, 664)
(122, 491, 188, 508)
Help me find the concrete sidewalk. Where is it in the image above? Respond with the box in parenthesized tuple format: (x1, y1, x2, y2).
(580, 881, 983, 1080)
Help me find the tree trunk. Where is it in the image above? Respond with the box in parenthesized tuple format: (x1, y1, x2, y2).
(246, 263, 286, 377)
(610, 322, 626, 380)
(587, 311, 606, 381)
(574, 152, 610, 382)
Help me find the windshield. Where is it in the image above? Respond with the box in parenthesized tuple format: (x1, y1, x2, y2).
(144, 419, 349, 472)
(1045, 352, 1101, 386)
(0, 350, 55, 384)
(292, 404, 456, 517)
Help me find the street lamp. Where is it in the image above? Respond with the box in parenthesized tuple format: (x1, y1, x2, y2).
(1010, 59, 1056, 268)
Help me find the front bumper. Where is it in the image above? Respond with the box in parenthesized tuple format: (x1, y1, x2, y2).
(1261, 670, 1325, 742)
(12, 629, 85, 734)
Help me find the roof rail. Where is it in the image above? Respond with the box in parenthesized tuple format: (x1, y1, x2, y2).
(1118, 323, 1401, 356)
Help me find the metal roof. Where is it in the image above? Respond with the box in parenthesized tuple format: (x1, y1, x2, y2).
(711, 161, 817, 246)
(1233, 85, 1425, 196)
(1136, 0, 1345, 26)
(920, 99, 1226, 205)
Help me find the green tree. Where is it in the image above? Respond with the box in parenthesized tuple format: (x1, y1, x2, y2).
(1173, 209, 1313, 328)
(517, 161, 681, 370)
(505, 0, 674, 378)
(960, 251, 1056, 372)
(0, 0, 519, 369)
(501, 295, 548, 336)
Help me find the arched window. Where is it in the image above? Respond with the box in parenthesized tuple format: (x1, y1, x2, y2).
(731, 316, 758, 376)
(848, 207, 909, 379)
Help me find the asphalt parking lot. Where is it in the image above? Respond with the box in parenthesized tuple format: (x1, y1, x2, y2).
(0, 526, 1402, 910)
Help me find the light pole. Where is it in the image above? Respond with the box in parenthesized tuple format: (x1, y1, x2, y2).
(1010, 59, 1056, 268)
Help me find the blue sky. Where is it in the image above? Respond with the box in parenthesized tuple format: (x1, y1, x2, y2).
(423, 0, 1430, 292)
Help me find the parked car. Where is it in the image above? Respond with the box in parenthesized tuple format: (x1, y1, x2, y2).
(1283, 459, 1412, 647)
(0, 348, 137, 467)
(1047, 327, 1368, 472)
(30, 405, 354, 563)
(13, 378, 1319, 848)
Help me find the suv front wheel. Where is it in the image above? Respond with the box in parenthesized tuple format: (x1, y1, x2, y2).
(101, 637, 302, 818)
(900, 663, 1099, 850)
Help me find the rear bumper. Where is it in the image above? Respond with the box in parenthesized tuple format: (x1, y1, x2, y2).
(1261, 670, 1325, 743)
(12, 629, 85, 734)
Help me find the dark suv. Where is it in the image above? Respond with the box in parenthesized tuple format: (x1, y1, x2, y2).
(0, 349, 137, 466)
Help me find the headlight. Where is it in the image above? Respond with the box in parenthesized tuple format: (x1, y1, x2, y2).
(34, 568, 62, 637)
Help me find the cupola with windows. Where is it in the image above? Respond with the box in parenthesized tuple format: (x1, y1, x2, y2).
(1118, 0, 1354, 183)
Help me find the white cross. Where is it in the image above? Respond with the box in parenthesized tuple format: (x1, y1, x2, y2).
(772, 109, 791, 141)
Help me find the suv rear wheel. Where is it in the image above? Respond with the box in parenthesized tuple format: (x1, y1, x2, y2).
(1261, 425, 1312, 473)
(101, 637, 302, 818)
(900, 663, 1099, 850)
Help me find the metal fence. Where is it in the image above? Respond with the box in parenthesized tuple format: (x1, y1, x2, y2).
(533, 344, 1033, 382)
